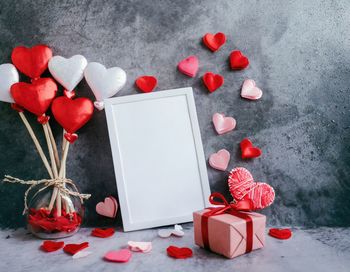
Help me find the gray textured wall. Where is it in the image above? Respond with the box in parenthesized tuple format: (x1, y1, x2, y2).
(0, 0, 349, 228)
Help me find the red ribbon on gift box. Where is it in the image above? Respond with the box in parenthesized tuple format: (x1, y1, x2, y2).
(201, 192, 254, 253)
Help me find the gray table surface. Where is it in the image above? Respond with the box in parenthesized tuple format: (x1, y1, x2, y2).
(1, 226, 349, 272)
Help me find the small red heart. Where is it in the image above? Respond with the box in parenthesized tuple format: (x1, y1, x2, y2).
(166, 246, 193, 259)
(269, 228, 292, 240)
(63, 242, 89, 255)
(11, 78, 57, 117)
(64, 132, 78, 143)
(135, 76, 157, 93)
(240, 138, 262, 159)
(64, 89, 76, 99)
(11, 44, 52, 79)
(91, 228, 115, 238)
(203, 32, 226, 52)
(37, 115, 50, 124)
(230, 50, 249, 70)
(51, 96, 94, 134)
(202, 72, 224, 93)
(41, 241, 64, 252)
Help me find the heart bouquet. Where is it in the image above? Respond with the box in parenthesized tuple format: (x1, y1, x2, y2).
(1, 44, 126, 239)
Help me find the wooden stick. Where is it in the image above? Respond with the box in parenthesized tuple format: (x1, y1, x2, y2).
(47, 122, 60, 169)
(61, 130, 70, 214)
(18, 112, 53, 179)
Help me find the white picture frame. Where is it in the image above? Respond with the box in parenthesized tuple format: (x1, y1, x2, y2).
(104, 87, 211, 231)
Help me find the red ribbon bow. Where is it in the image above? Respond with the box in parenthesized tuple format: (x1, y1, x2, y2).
(201, 193, 254, 253)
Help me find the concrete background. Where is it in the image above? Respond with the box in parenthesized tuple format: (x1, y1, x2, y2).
(0, 0, 349, 228)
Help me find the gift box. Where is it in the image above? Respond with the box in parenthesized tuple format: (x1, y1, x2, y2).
(193, 193, 266, 259)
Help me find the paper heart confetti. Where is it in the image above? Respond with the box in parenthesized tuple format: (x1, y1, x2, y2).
(203, 72, 224, 93)
(212, 113, 236, 135)
(230, 50, 249, 70)
(158, 224, 184, 238)
(104, 249, 132, 263)
(63, 242, 89, 255)
(269, 228, 292, 240)
(41, 240, 64, 252)
(128, 241, 152, 253)
(96, 196, 118, 218)
(10, 78, 57, 117)
(72, 250, 92, 259)
(209, 149, 230, 171)
(240, 138, 262, 159)
(135, 76, 157, 93)
(228, 167, 275, 210)
(91, 228, 115, 238)
(203, 32, 226, 52)
(241, 79, 263, 100)
(177, 56, 199, 77)
(48, 55, 88, 92)
(0, 63, 19, 103)
(11, 44, 52, 79)
(166, 246, 193, 259)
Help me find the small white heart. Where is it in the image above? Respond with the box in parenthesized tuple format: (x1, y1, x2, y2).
(72, 250, 92, 259)
(94, 101, 105, 111)
(0, 63, 19, 103)
(158, 229, 173, 238)
(241, 79, 263, 100)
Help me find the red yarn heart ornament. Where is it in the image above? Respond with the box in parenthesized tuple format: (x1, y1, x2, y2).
(202, 72, 224, 93)
(135, 76, 157, 93)
(51, 96, 94, 135)
(269, 228, 292, 240)
(167, 246, 193, 259)
(240, 138, 262, 159)
(230, 50, 249, 70)
(41, 241, 64, 252)
(11, 44, 52, 79)
(203, 32, 226, 52)
(10, 78, 57, 117)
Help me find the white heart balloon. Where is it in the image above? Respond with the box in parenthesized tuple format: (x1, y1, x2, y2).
(0, 63, 19, 103)
(48, 55, 88, 92)
(84, 62, 126, 110)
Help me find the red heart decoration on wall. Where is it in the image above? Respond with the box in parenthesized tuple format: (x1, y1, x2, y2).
(203, 32, 226, 52)
(135, 76, 157, 93)
(202, 72, 224, 93)
(11, 44, 52, 79)
(63, 242, 89, 255)
(166, 246, 193, 259)
(240, 138, 262, 159)
(10, 78, 57, 116)
(269, 228, 292, 240)
(41, 241, 64, 252)
(230, 50, 249, 70)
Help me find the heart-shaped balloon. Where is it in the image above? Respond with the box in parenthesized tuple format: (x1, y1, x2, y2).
(0, 63, 19, 103)
(84, 62, 126, 110)
(51, 96, 94, 134)
(11, 44, 52, 79)
(228, 167, 275, 210)
(11, 78, 57, 116)
(48, 55, 88, 92)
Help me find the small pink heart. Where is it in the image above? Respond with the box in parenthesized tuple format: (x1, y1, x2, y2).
(177, 55, 199, 77)
(212, 113, 236, 134)
(241, 79, 263, 100)
(94, 101, 105, 111)
(96, 196, 118, 218)
(104, 249, 132, 263)
(209, 149, 230, 171)
(128, 241, 152, 253)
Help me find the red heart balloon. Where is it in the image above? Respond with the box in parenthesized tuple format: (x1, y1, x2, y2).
(11, 44, 52, 79)
(240, 138, 262, 159)
(203, 72, 224, 93)
(63, 242, 89, 255)
(230, 50, 249, 70)
(203, 32, 226, 52)
(41, 240, 64, 252)
(167, 246, 193, 259)
(51, 96, 94, 134)
(269, 228, 292, 240)
(135, 76, 157, 93)
(11, 78, 57, 117)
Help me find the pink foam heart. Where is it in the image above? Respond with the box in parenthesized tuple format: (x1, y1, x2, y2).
(104, 249, 132, 263)
(96, 196, 118, 218)
(177, 56, 199, 77)
(241, 79, 263, 100)
(212, 113, 236, 134)
(209, 149, 230, 171)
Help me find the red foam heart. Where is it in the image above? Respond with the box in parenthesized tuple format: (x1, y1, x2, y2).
(11, 78, 57, 116)
(167, 246, 193, 259)
(63, 242, 89, 255)
(269, 228, 292, 240)
(51, 96, 94, 134)
(91, 228, 115, 238)
(41, 241, 64, 252)
(230, 50, 249, 70)
(64, 133, 78, 143)
(203, 72, 224, 93)
(135, 76, 157, 93)
(240, 138, 262, 159)
(228, 167, 275, 210)
(203, 32, 226, 52)
(11, 44, 52, 79)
